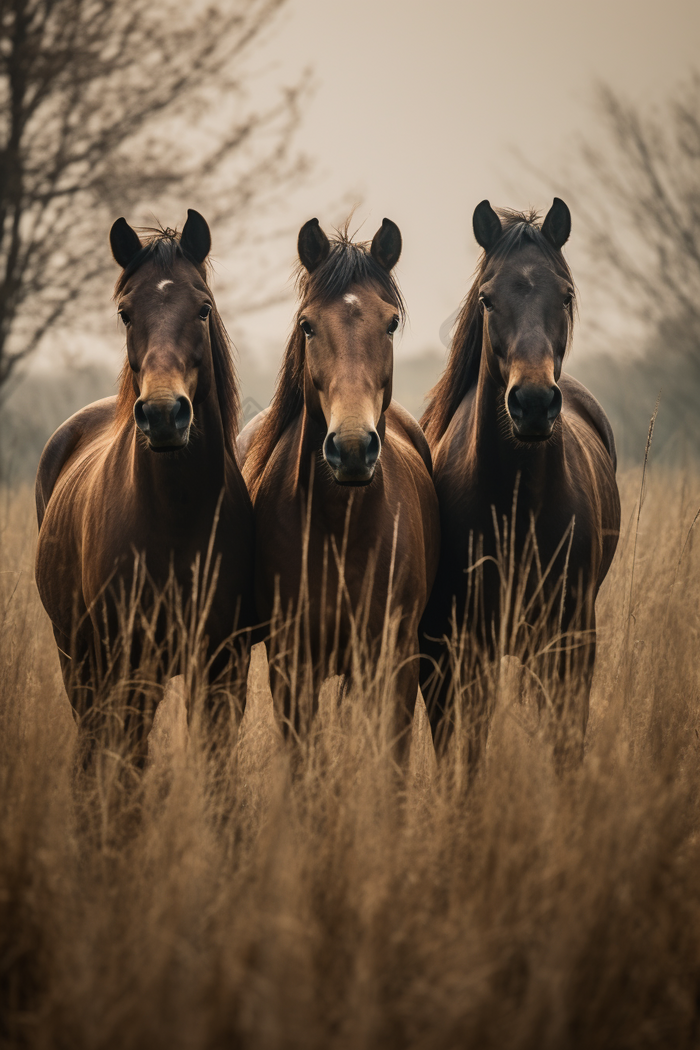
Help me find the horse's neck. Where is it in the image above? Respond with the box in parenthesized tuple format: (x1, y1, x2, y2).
(293, 407, 325, 492)
(129, 389, 228, 510)
(470, 350, 560, 501)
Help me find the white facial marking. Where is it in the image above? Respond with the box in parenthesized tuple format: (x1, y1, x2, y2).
(344, 293, 359, 305)
(157, 279, 173, 292)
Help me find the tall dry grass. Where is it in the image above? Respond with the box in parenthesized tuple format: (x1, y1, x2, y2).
(1, 464, 700, 1049)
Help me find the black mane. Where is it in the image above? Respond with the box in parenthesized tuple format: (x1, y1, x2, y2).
(421, 208, 576, 445)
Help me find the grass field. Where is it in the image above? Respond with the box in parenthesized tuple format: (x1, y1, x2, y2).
(1, 463, 700, 1049)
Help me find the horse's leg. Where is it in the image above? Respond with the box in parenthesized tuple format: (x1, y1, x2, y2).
(70, 623, 163, 777)
(265, 640, 313, 742)
(420, 627, 493, 790)
(53, 624, 143, 839)
(540, 606, 596, 772)
(51, 623, 91, 716)
(419, 632, 454, 750)
(390, 656, 421, 767)
(49, 623, 113, 776)
(224, 631, 251, 746)
(559, 621, 596, 770)
(196, 631, 251, 759)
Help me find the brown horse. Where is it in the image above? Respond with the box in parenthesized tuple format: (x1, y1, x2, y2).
(240, 218, 439, 751)
(419, 200, 620, 764)
(35, 210, 255, 749)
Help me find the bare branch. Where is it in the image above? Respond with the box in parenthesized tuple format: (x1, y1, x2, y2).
(566, 75, 700, 460)
(0, 0, 305, 388)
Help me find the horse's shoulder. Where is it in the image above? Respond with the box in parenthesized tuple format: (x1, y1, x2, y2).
(36, 397, 117, 527)
(237, 407, 271, 466)
(386, 400, 433, 476)
(560, 373, 618, 472)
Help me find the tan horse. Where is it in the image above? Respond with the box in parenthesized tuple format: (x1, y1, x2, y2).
(420, 200, 621, 765)
(35, 211, 255, 751)
(240, 219, 439, 752)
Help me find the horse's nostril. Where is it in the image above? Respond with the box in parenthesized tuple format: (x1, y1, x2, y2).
(547, 386, 563, 421)
(507, 386, 524, 420)
(365, 431, 381, 467)
(323, 432, 341, 469)
(173, 396, 192, 430)
(134, 397, 191, 442)
(324, 429, 380, 478)
(508, 383, 562, 435)
(134, 399, 149, 431)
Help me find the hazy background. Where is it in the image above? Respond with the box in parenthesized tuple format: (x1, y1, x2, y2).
(239, 0, 698, 356)
(2, 0, 699, 480)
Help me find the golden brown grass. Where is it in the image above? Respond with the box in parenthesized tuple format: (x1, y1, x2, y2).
(1, 465, 700, 1049)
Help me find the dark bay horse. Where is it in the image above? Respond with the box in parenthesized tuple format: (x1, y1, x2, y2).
(420, 199, 620, 764)
(35, 210, 255, 750)
(240, 218, 439, 751)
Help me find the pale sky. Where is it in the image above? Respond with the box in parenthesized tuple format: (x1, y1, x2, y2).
(221, 0, 699, 366)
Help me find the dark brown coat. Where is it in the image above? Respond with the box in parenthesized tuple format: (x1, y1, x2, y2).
(241, 220, 439, 748)
(35, 213, 254, 734)
(420, 201, 620, 760)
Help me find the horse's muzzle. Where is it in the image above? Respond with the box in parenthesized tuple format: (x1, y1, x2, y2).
(323, 429, 381, 485)
(134, 396, 193, 450)
(507, 383, 562, 441)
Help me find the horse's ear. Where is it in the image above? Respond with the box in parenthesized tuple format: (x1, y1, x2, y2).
(298, 218, 330, 272)
(541, 198, 571, 250)
(110, 218, 142, 269)
(473, 200, 502, 253)
(180, 209, 211, 264)
(370, 218, 402, 271)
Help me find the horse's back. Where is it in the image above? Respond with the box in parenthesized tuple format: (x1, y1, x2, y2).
(36, 397, 117, 528)
(560, 373, 617, 472)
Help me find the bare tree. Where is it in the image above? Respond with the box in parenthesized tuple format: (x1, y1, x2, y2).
(569, 76, 700, 459)
(576, 76, 700, 332)
(0, 0, 306, 389)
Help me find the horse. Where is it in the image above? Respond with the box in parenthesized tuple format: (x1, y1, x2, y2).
(240, 218, 440, 755)
(35, 210, 255, 757)
(419, 199, 620, 767)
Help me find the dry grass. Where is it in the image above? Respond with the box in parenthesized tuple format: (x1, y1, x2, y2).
(1, 465, 700, 1049)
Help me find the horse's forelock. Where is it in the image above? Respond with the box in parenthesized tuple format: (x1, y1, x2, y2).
(489, 210, 574, 286)
(296, 238, 406, 320)
(113, 231, 185, 297)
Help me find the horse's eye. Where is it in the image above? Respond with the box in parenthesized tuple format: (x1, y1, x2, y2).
(563, 293, 573, 308)
(479, 295, 493, 311)
(300, 319, 314, 337)
(388, 317, 399, 335)
(199, 304, 212, 320)
(119, 310, 131, 326)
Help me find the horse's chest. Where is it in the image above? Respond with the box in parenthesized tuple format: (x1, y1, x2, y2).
(79, 485, 225, 605)
(434, 420, 614, 632)
(439, 466, 596, 610)
(255, 485, 408, 618)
